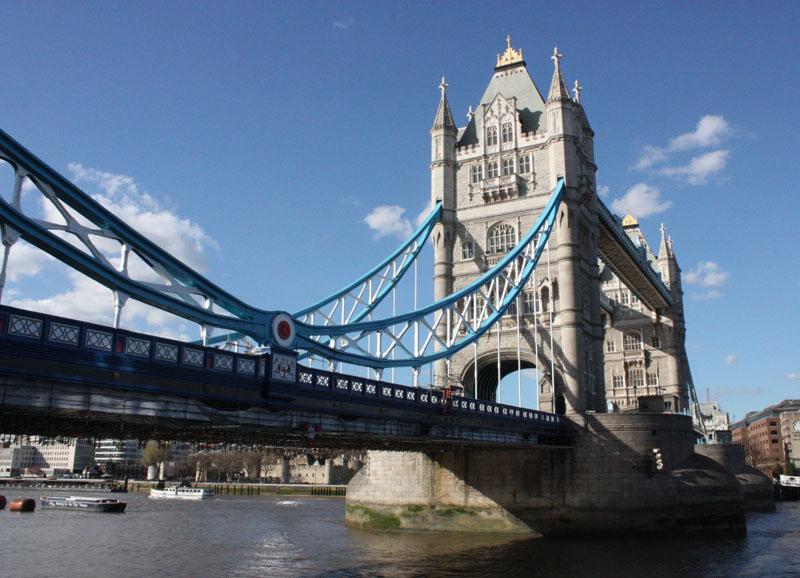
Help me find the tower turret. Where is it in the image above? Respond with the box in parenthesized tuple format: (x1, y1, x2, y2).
(431, 78, 458, 381)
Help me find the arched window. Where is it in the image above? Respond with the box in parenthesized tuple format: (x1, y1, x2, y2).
(502, 158, 514, 175)
(627, 366, 644, 388)
(624, 332, 642, 351)
(519, 154, 531, 174)
(461, 238, 474, 260)
(486, 126, 498, 146)
(470, 164, 483, 183)
(488, 224, 515, 254)
(501, 122, 513, 143)
(540, 286, 550, 313)
(523, 292, 536, 314)
(486, 161, 498, 179)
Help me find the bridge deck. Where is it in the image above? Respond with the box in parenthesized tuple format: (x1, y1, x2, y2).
(0, 305, 568, 450)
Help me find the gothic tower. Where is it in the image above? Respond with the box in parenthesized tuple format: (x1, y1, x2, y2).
(430, 40, 604, 414)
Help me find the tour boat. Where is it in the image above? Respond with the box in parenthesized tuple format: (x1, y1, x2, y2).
(149, 485, 214, 500)
(40, 495, 127, 512)
(775, 475, 800, 501)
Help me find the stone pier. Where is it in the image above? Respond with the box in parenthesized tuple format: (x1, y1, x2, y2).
(346, 413, 770, 536)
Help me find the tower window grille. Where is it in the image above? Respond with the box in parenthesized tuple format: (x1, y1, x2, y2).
(628, 366, 644, 388)
(461, 238, 474, 260)
(523, 291, 536, 314)
(487, 223, 515, 254)
(624, 332, 642, 351)
(501, 122, 513, 143)
(470, 164, 483, 183)
(486, 126, 498, 146)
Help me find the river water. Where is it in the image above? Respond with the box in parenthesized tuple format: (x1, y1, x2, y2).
(2, 488, 799, 577)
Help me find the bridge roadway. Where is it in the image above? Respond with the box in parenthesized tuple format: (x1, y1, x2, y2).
(0, 304, 567, 450)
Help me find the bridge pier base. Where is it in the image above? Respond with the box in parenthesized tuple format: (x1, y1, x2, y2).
(345, 414, 765, 536)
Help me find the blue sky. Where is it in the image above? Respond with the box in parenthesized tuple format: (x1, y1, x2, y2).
(0, 1, 797, 422)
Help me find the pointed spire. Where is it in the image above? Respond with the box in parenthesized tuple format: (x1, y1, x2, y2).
(432, 76, 456, 131)
(658, 223, 670, 260)
(547, 46, 571, 102)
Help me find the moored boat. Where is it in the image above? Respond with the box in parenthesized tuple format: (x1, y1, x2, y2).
(41, 495, 127, 512)
(9, 498, 36, 512)
(149, 485, 214, 500)
(775, 475, 800, 501)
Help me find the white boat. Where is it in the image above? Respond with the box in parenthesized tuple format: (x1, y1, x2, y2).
(41, 495, 126, 512)
(149, 485, 214, 500)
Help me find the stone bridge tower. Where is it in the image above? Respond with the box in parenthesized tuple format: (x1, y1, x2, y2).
(431, 41, 604, 414)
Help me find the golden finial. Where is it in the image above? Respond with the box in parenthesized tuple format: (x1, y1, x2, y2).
(497, 36, 523, 67)
(622, 208, 639, 228)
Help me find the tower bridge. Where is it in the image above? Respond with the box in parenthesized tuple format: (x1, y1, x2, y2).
(0, 39, 768, 536)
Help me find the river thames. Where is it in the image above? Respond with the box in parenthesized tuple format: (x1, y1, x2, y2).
(1, 489, 798, 577)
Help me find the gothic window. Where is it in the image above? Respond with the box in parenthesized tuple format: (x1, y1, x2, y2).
(501, 122, 513, 143)
(505, 299, 517, 317)
(606, 339, 616, 353)
(651, 335, 661, 349)
(502, 158, 514, 175)
(487, 161, 498, 179)
(519, 154, 531, 174)
(628, 366, 644, 388)
(461, 238, 474, 260)
(487, 224, 515, 254)
(621, 290, 630, 305)
(540, 286, 550, 313)
(523, 292, 536, 314)
(624, 332, 642, 351)
(486, 126, 498, 146)
(613, 373, 624, 389)
(470, 164, 483, 183)
(647, 371, 658, 386)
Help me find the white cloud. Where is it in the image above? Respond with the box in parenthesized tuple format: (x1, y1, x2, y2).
(333, 18, 354, 29)
(725, 355, 739, 366)
(364, 205, 413, 240)
(597, 185, 610, 198)
(669, 115, 730, 151)
(68, 163, 218, 272)
(658, 150, 729, 184)
(634, 115, 732, 182)
(363, 202, 434, 241)
(684, 261, 730, 287)
(3, 240, 55, 282)
(609, 183, 672, 218)
(634, 145, 668, 170)
(785, 373, 800, 382)
(689, 289, 723, 300)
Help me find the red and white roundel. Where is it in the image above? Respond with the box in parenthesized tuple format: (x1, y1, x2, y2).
(271, 313, 296, 349)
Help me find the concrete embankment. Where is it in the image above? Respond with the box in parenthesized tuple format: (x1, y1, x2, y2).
(346, 413, 773, 536)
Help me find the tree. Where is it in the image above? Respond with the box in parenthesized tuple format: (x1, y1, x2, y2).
(140, 441, 172, 467)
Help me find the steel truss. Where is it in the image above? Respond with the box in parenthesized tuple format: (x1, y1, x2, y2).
(294, 180, 564, 369)
(0, 127, 564, 372)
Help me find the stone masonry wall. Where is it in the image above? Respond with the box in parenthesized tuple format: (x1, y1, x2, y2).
(346, 413, 758, 535)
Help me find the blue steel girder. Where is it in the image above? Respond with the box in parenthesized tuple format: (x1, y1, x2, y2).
(0, 128, 283, 344)
(201, 201, 443, 349)
(293, 180, 565, 369)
